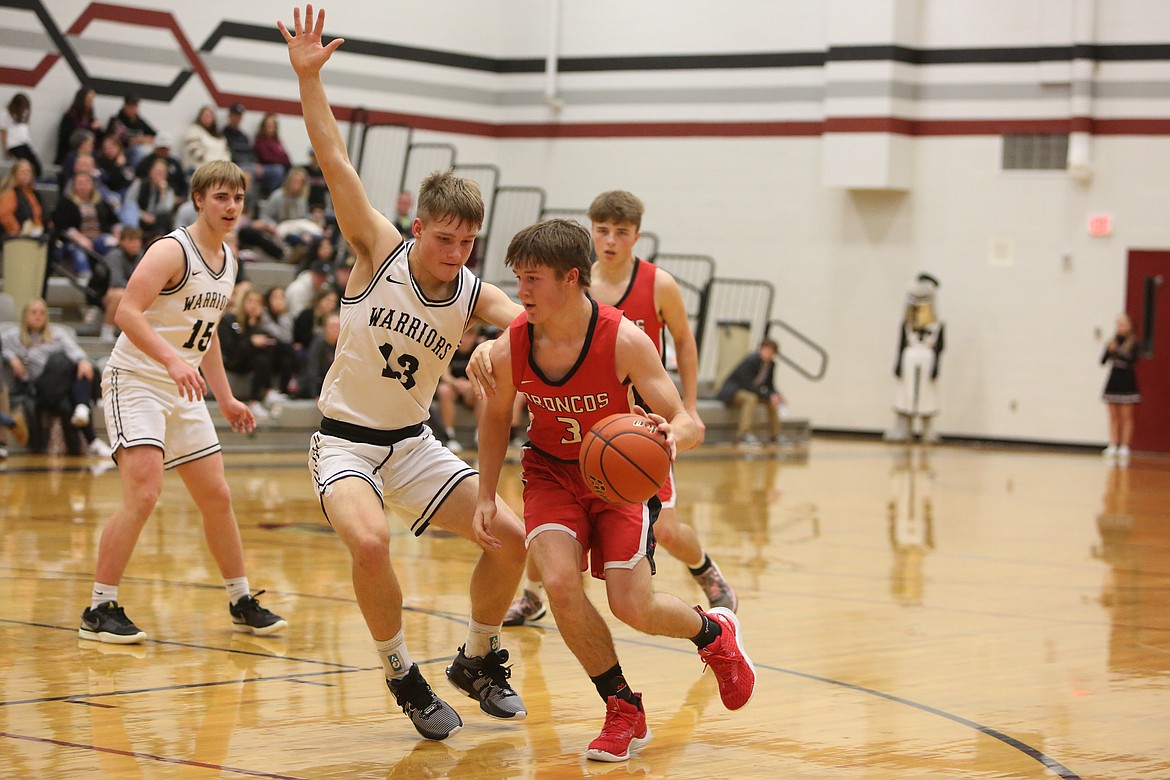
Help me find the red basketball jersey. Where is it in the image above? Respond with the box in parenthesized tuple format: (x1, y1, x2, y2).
(510, 301, 633, 462)
(612, 258, 663, 356)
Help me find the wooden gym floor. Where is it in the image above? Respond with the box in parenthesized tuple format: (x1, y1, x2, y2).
(0, 439, 1167, 779)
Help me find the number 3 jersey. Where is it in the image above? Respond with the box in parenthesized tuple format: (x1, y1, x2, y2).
(510, 300, 633, 462)
(106, 226, 237, 383)
(318, 239, 481, 429)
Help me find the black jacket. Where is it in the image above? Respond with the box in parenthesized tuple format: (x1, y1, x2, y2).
(718, 352, 776, 406)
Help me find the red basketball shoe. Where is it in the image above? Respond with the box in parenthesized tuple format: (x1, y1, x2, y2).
(697, 606, 756, 710)
(585, 694, 651, 762)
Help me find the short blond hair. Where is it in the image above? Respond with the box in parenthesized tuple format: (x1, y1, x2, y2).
(189, 160, 247, 210)
(417, 169, 484, 230)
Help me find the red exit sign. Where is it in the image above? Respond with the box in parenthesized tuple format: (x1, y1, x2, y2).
(1087, 214, 1112, 237)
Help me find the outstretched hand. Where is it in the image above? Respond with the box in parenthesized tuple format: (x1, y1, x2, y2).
(277, 4, 345, 76)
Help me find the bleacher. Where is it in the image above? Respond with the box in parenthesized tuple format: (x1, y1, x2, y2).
(2, 121, 818, 457)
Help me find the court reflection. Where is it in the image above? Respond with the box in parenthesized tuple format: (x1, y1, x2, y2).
(887, 445, 935, 606)
(1091, 460, 1170, 676)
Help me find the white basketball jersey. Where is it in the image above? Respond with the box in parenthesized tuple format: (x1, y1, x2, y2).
(106, 226, 236, 383)
(318, 239, 481, 429)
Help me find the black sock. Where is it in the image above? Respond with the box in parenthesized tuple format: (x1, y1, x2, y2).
(690, 611, 722, 648)
(590, 664, 641, 709)
(687, 554, 713, 577)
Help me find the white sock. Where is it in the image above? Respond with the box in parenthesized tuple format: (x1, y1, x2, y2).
(445, 426, 457, 439)
(225, 577, 250, 605)
(92, 582, 118, 610)
(375, 629, 414, 680)
(465, 618, 501, 658)
(527, 579, 545, 599)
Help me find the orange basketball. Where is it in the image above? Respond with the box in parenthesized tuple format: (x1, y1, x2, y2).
(579, 413, 672, 504)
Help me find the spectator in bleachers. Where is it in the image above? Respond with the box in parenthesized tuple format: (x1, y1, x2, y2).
(0, 338, 30, 458)
(304, 148, 330, 212)
(261, 286, 295, 344)
(436, 328, 486, 452)
(217, 288, 290, 420)
(0, 158, 44, 238)
(105, 94, 156, 166)
(134, 132, 187, 198)
(391, 190, 413, 234)
(53, 170, 119, 275)
(1, 298, 111, 456)
(262, 167, 321, 250)
(291, 285, 337, 365)
(182, 105, 232, 173)
(55, 86, 103, 165)
(2, 93, 43, 178)
(253, 112, 292, 197)
(718, 337, 785, 446)
(94, 134, 135, 200)
(58, 129, 96, 188)
(95, 226, 144, 342)
(300, 310, 339, 399)
(63, 152, 120, 208)
(284, 260, 333, 319)
(120, 156, 176, 239)
(223, 103, 261, 182)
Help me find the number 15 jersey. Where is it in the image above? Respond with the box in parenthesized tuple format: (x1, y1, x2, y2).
(318, 239, 481, 430)
(105, 226, 237, 382)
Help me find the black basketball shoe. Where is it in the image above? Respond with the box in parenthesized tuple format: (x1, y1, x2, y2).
(446, 645, 527, 720)
(229, 591, 287, 635)
(388, 664, 464, 740)
(79, 601, 147, 644)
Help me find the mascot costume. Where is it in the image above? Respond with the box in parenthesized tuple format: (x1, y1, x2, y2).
(886, 273, 945, 443)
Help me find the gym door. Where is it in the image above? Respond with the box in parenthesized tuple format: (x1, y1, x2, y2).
(1126, 250, 1170, 453)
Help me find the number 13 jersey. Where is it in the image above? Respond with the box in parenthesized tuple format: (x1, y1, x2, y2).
(318, 239, 481, 430)
(105, 226, 237, 383)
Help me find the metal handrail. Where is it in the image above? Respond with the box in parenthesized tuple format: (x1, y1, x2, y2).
(767, 317, 828, 381)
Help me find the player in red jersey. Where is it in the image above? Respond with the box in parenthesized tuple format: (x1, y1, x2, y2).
(502, 191, 737, 624)
(474, 219, 756, 762)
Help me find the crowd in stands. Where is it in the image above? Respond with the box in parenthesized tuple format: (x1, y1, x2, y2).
(0, 86, 361, 457)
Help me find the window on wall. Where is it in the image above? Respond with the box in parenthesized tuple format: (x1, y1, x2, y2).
(1001, 134, 1069, 170)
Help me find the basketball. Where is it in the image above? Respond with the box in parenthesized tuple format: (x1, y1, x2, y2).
(579, 413, 672, 504)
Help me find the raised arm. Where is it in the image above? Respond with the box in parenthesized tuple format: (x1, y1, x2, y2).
(278, 5, 397, 266)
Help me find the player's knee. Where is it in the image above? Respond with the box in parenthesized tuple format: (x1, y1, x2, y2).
(654, 521, 677, 547)
(540, 567, 584, 606)
(607, 590, 649, 630)
(346, 526, 392, 569)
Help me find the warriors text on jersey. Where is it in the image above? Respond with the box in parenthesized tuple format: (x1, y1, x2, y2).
(510, 301, 632, 462)
(318, 239, 481, 429)
(105, 226, 236, 382)
(611, 258, 663, 356)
